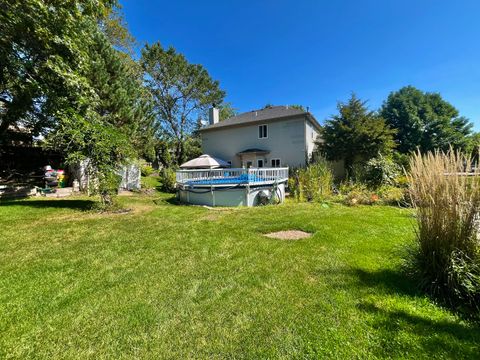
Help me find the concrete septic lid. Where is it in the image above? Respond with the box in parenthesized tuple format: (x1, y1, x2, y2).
(264, 230, 312, 240)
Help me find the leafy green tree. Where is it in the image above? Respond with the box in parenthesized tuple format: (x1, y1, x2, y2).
(51, 111, 133, 207)
(317, 94, 396, 171)
(26, 11, 152, 207)
(154, 138, 174, 168)
(380, 86, 473, 153)
(465, 132, 480, 160)
(102, 5, 136, 55)
(2, 0, 155, 206)
(219, 102, 237, 121)
(0, 0, 116, 143)
(290, 104, 306, 111)
(141, 42, 225, 165)
(50, 30, 154, 205)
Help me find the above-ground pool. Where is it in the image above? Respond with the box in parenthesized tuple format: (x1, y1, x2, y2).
(176, 168, 288, 207)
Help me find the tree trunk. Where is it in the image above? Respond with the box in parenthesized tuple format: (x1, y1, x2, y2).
(344, 156, 354, 176)
(175, 140, 186, 165)
(100, 191, 114, 208)
(0, 119, 11, 140)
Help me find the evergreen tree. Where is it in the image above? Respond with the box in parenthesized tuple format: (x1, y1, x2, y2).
(317, 94, 396, 171)
(49, 31, 150, 206)
(88, 32, 155, 158)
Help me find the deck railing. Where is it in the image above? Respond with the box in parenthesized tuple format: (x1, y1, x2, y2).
(176, 167, 289, 185)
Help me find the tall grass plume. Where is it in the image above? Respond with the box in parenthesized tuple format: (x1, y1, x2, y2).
(408, 150, 480, 315)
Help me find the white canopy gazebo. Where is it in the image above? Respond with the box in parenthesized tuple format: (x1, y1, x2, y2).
(180, 154, 230, 169)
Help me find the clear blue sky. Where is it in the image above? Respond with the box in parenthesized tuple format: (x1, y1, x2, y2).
(121, 0, 480, 129)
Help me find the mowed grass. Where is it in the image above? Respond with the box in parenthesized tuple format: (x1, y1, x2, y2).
(0, 193, 479, 359)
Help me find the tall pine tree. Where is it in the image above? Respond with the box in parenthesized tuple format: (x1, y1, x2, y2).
(317, 94, 396, 171)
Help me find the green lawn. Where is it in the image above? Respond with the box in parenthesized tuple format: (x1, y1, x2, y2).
(0, 193, 479, 359)
(141, 175, 161, 190)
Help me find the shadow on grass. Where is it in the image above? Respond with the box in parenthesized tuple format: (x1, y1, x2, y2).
(153, 195, 191, 207)
(0, 185, 36, 200)
(353, 268, 420, 297)
(357, 301, 480, 357)
(0, 199, 96, 211)
(351, 267, 480, 357)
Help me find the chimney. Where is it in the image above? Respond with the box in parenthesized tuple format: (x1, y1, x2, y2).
(209, 106, 219, 125)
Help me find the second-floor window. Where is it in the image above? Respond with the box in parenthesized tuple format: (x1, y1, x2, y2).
(271, 159, 281, 167)
(258, 124, 268, 139)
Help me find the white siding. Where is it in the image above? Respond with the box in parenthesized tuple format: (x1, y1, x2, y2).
(305, 121, 320, 162)
(201, 117, 307, 168)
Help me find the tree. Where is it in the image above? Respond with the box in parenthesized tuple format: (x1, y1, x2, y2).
(219, 102, 237, 121)
(316, 94, 396, 170)
(88, 32, 155, 159)
(380, 86, 473, 153)
(465, 132, 480, 160)
(51, 111, 133, 207)
(141, 42, 225, 165)
(49, 31, 151, 206)
(263, 104, 306, 111)
(0, 0, 117, 143)
(290, 104, 306, 112)
(2, 0, 154, 206)
(102, 5, 136, 55)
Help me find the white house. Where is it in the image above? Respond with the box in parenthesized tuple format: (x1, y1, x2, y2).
(199, 106, 321, 169)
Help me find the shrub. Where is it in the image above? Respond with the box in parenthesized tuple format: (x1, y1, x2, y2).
(338, 182, 407, 207)
(290, 160, 333, 202)
(339, 182, 377, 206)
(354, 154, 400, 188)
(95, 171, 122, 209)
(141, 164, 154, 177)
(141, 175, 161, 190)
(395, 175, 410, 188)
(408, 150, 480, 314)
(392, 151, 410, 171)
(159, 168, 176, 193)
(376, 185, 406, 206)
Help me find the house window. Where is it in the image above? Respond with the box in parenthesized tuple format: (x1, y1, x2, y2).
(257, 159, 264, 168)
(271, 159, 281, 168)
(258, 124, 268, 139)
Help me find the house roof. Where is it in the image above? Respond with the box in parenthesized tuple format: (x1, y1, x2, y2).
(236, 148, 270, 155)
(199, 105, 321, 132)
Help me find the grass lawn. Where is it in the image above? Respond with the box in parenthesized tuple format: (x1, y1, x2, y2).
(0, 193, 479, 359)
(140, 175, 161, 191)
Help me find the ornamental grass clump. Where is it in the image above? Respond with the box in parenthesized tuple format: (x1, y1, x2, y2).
(289, 160, 333, 202)
(408, 150, 480, 314)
